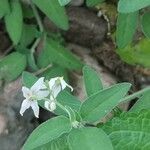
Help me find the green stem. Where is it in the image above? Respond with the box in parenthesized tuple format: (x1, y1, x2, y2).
(30, 0, 43, 32)
(55, 101, 72, 121)
(120, 86, 150, 103)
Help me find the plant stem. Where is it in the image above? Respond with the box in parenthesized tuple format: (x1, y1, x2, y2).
(55, 101, 72, 121)
(120, 86, 150, 103)
(30, 0, 43, 32)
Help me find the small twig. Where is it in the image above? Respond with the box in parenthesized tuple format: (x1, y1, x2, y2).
(1, 45, 14, 58)
(34, 64, 53, 76)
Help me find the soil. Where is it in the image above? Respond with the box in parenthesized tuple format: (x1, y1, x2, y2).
(0, 4, 150, 150)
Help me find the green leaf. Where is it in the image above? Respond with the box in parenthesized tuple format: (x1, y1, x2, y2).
(22, 116, 72, 150)
(32, 0, 69, 30)
(116, 38, 150, 68)
(5, 0, 23, 45)
(141, 12, 150, 39)
(118, 0, 150, 13)
(86, 0, 105, 7)
(41, 65, 68, 81)
(68, 127, 113, 150)
(55, 90, 81, 116)
(0, 52, 26, 82)
(130, 92, 150, 113)
(116, 12, 138, 49)
(58, 0, 71, 6)
(22, 71, 38, 88)
(35, 134, 70, 150)
(102, 110, 150, 149)
(22, 4, 34, 18)
(37, 39, 83, 70)
(19, 24, 38, 48)
(83, 65, 103, 97)
(80, 83, 131, 123)
(0, 0, 10, 18)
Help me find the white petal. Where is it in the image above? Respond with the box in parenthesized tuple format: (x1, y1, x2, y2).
(36, 90, 49, 100)
(31, 77, 46, 92)
(50, 102, 56, 111)
(44, 101, 56, 112)
(44, 101, 49, 110)
(22, 87, 31, 98)
(20, 99, 31, 116)
(66, 84, 73, 92)
(52, 85, 61, 98)
(60, 79, 73, 91)
(49, 77, 59, 89)
(31, 101, 39, 118)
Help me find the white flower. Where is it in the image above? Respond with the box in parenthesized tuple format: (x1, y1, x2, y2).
(44, 99, 56, 112)
(49, 77, 73, 98)
(20, 77, 49, 118)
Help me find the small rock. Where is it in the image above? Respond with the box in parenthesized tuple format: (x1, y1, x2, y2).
(64, 7, 107, 47)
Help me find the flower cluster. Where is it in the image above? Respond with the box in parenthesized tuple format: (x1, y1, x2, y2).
(20, 77, 73, 118)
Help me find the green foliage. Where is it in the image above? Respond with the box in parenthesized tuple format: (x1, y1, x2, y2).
(19, 24, 38, 48)
(22, 71, 38, 88)
(68, 127, 113, 150)
(37, 39, 83, 70)
(80, 83, 131, 123)
(141, 12, 150, 39)
(86, 0, 105, 7)
(0, 52, 26, 82)
(21, 66, 150, 150)
(130, 92, 150, 112)
(102, 110, 150, 149)
(35, 134, 69, 150)
(41, 65, 68, 82)
(56, 91, 81, 116)
(58, 0, 71, 6)
(0, 0, 9, 18)
(118, 0, 150, 13)
(32, 0, 69, 30)
(116, 38, 150, 68)
(83, 65, 103, 97)
(5, 0, 23, 45)
(116, 12, 138, 48)
(22, 116, 72, 150)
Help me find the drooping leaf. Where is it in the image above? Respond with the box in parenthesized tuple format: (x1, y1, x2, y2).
(37, 39, 83, 70)
(86, 0, 104, 7)
(102, 110, 150, 149)
(130, 92, 150, 112)
(58, 0, 71, 6)
(80, 83, 131, 123)
(118, 0, 150, 13)
(141, 12, 150, 39)
(32, 0, 69, 30)
(0, 52, 26, 82)
(116, 38, 150, 68)
(35, 134, 70, 150)
(5, 0, 23, 45)
(22, 116, 72, 150)
(116, 12, 138, 49)
(22, 71, 38, 88)
(83, 65, 103, 97)
(68, 127, 113, 150)
(0, 0, 10, 18)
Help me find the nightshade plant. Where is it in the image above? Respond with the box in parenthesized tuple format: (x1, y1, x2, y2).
(0, 0, 83, 83)
(21, 66, 150, 150)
